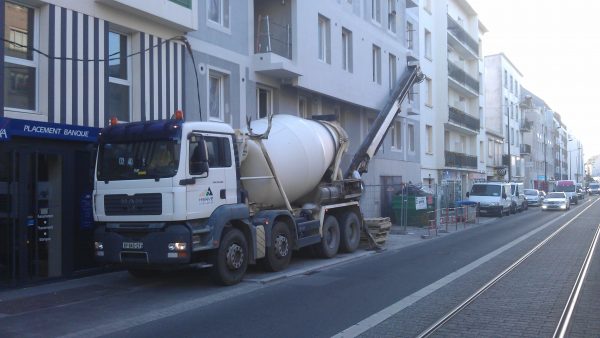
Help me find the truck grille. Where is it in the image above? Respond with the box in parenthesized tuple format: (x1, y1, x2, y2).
(104, 193, 162, 216)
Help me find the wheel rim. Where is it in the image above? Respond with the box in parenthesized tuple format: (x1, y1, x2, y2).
(226, 243, 244, 270)
(274, 234, 289, 258)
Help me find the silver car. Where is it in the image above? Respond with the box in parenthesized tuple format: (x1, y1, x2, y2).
(524, 189, 543, 206)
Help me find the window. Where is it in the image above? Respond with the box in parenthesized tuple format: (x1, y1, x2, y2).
(406, 22, 414, 50)
(190, 136, 231, 171)
(372, 44, 381, 84)
(408, 124, 415, 152)
(425, 77, 432, 107)
(372, 0, 381, 24)
(209, 70, 228, 120)
(4, 2, 36, 111)
(257, 87, 272, 119)
(511, 127, 515, 145)
(509, 74, 513, 92)
(318, 15, 331, 63)
(208, 0, 229, 29)
(387, 0, 396, 33)
(504, 70, 508, 88)
(426, 125, 433, 154)
(108, 31, 130, 121)
(480, 141, 484, 162)
(392, 120, 402, 150)
(170, 0, 192, 8)
(298, 96, 308, 119)
(341, 28, 353, 72)
(389, 53, 396, 90)
(488, 140, 493, 158)
(444, 131, 450, 151)
(504, 98, 509, 116)
(424, 29, 432, 60)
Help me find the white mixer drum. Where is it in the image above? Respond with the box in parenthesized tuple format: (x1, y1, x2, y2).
(240, 114, 339, 208)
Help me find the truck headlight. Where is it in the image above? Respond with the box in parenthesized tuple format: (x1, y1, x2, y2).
(94, 241, 104, 250)
(168, 242, 187, 251)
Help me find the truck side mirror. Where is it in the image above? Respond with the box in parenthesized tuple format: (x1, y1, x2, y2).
(502, 193, 507, 199)
(189, 135, 209, 177)
(466, 192, 470, 198)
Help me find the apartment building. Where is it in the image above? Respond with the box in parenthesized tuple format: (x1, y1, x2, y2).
(0, 0, 196, 286)
(423, 0, 486, 201)
(567, 136, 584, 183)
(484, 53, 524, 183)
(183, 0, 422, 219)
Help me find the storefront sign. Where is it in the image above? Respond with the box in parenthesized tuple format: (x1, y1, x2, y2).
(0, 117, 99, 142)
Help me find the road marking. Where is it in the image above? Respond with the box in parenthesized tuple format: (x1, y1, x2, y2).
(333, 199, 600, 338)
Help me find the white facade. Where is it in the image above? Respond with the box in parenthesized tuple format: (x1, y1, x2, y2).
(420, 0, 485, 200)
(484, 53, 524, 183)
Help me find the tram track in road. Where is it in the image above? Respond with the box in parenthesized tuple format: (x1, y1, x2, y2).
(416, 197, 600, 338)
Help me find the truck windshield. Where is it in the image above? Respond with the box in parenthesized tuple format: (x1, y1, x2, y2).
(555, 185, 575, 193)
(470, 185, 501, 196)
(96, 139, 180, 181)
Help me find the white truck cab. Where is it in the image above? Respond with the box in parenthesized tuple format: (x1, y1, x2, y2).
(467, 182, 512, 217)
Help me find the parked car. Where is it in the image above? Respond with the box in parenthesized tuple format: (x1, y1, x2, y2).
(466, 182, 512, 217)
(542, 192, 570, 211)
(524, 189, 543, 206)
(576, 183, 585, 200)
(510, 182, 527, 212)
(589, 183, 600, 195)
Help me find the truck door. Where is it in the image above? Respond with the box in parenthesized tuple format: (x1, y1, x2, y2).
(186, 134, 237, 219)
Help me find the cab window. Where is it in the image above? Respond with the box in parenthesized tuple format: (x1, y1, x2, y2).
(190, 136, 231, 168)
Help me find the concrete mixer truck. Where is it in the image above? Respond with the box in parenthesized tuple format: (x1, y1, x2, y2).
(92, 65, 423, 285)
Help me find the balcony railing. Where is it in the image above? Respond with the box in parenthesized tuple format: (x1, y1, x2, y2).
(520, 144, 531, 155)
(445, 151, 477, 169)
(447, 15, 479, 56)
(448, 106, 480, 131)
(255, 15, 292, 59)
(520, 119, 533, 132)
(448, 61, 479, 93)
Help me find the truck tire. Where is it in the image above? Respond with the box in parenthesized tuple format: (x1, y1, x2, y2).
(339, 211, 361, 253)
(315, 215, 340, 258)
(262, 221, 292, 272)
(211, 227, 248, 286)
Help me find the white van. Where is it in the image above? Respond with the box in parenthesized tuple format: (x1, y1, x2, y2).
(509, 182, 527, 213)
(466, 182, 512, 217)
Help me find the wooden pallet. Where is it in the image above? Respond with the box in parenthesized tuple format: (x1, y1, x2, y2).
(361, 217, 392, 246)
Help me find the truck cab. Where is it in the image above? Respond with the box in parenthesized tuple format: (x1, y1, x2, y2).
(555, 180, 578, 204)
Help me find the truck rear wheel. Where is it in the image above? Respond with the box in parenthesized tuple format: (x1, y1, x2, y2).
(315, 215, 340, 258)
(262, 221, 292, 272)
(339, 211, 361, 253)
(211, 227, 248, 286)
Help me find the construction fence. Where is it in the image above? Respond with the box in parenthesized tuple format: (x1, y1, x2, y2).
(360, 182, 478, 231)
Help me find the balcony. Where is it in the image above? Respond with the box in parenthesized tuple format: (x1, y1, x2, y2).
(448, 106, 480, 132)
(447, 15, 479, 59)
(520, 119, 533, 132)
(96, 0, 197, 31)
(520, 144, 531, 155)
(448, 61, 479, 95)
(445, 151, 477, 169)
(253, 15, 301, 79)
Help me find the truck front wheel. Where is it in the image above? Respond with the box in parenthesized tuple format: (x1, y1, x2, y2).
(339, 212, 361, 253)
(211, 227, 248, 286)
(315, 215, 340, 258)
(262, 221, 292, 272)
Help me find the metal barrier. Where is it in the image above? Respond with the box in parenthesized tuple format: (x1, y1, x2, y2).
(423, 205, 479, 238)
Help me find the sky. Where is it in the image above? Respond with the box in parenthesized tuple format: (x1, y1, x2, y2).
(468, 0, 600, 160)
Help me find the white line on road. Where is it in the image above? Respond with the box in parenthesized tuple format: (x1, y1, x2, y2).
(332, 198, 600, 338)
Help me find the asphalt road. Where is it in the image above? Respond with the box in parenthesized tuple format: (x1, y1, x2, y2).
(0, 197, 598, 338)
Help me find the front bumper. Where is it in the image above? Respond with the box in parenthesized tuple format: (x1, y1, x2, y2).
(478, 205, 502, 215)
(94, 223, 192, 266)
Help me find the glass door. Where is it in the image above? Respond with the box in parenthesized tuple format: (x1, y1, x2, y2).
(0, 150, 17, 286)
(27, 152, 63, 279)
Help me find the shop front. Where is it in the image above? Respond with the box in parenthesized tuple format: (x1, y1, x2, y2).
(0, 117, 98, 287)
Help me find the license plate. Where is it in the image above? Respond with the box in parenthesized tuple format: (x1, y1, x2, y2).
(123, 242, 144, 250)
